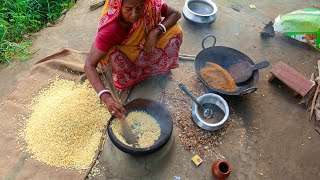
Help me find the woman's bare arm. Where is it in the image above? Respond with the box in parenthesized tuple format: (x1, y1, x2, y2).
(144, 5, 181, 57)
(161, 5, 181, 30)
(84, 43, 125, 119)
(85, 43, 108, 94)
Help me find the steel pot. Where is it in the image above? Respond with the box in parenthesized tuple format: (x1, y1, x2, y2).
(182, 0, 218, 24)
(192, 93, 229, 131)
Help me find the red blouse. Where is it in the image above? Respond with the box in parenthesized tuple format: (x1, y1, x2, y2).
(94, 3, 168, 52)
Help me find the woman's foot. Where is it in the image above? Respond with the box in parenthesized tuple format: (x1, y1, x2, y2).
(165, 70, 173, 80)
(158, 70, 173, 89)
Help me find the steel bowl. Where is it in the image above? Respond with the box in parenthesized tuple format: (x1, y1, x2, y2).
(192, 93, 229, 131)
(182, 0, 218, 24)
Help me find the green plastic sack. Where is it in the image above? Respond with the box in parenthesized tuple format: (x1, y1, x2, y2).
(274, 8, 320, 50)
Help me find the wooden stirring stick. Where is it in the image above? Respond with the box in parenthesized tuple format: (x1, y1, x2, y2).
(99, 65, 138, 146)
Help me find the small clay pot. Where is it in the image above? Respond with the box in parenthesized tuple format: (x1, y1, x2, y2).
(212, 160, 231, 180)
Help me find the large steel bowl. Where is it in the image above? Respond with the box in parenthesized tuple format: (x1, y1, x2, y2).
(183, 0, 218, 24)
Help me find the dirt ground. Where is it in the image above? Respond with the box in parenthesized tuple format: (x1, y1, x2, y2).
(1, 0, 320, 179)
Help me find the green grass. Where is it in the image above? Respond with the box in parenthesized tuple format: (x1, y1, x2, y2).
(0, 0, 76, 65)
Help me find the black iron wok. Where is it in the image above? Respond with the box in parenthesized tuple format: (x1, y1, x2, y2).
(107, 98, 173, 156)
(194, 35, 260, 96)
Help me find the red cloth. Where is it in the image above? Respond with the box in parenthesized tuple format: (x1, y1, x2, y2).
(94, 21, 127, 52)
(94, 3, 168, 52)
(161, 3, 168, 16)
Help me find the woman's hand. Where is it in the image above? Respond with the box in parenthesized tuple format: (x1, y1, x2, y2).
(100, 93, 126, 120)
(144, 28, 161, 57)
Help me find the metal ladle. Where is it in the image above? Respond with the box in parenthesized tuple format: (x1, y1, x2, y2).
(179, 83, 213, 119)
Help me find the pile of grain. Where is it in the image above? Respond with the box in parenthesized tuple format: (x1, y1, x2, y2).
(200, 62, 237, 92)
(110, 111, 161, 148)
(88, 160, 101, 178)
(20, 77, 110, 170)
